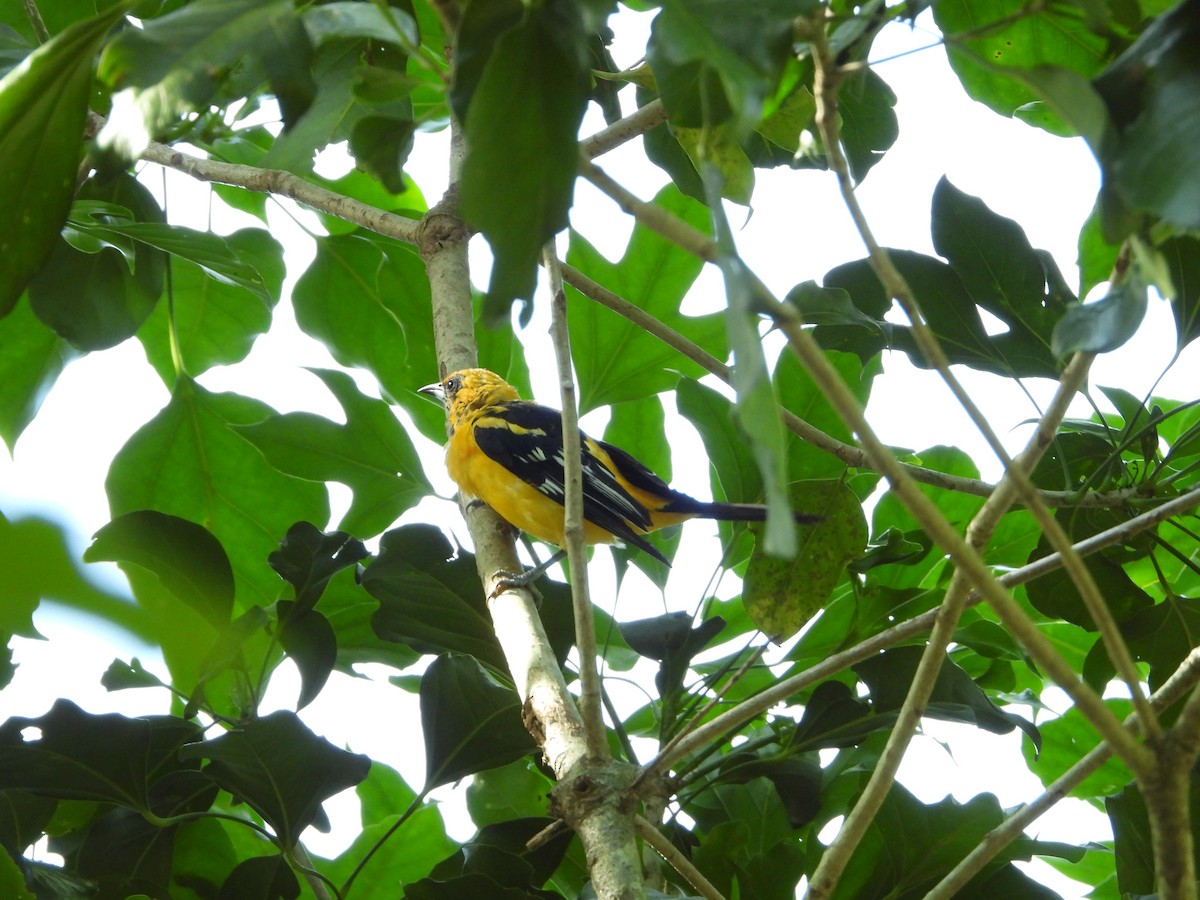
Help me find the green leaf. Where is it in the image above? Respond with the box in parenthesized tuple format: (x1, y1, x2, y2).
(96, 0, 315, 163)
(1024, 700, 1133, 805)
(676, 377, 762, 505)
(837, 67, 898, 182)
(267, 522, 369, 615)
(934, 0, 1109, 122)
(1051, 279, 1149, 356)
(219, 855, 299, 900)
(1106, 785, 1156, 895)
(301, 1, 418, 48)
(743, 479, 866, 641)
(0, 788, 57, 858)
(106, 379, 330, 609)
(930, 177, 1064, 374)
(101, 657, 166, 692)
(363, 525, 507, 673)
(85, 510, 234, 629)
(0, 2, 130, 317)
(0, 834, 36, 899)
(0, 513, 152, 642)
(292, 234, 430, 408)
(704, 165, 794, 556)
(275, 602, 337, 710)
(179, 710, 370, 849)
(0, 296, 76, 450)
(1161, 234, 1200, 351)
(646, 0, 808, 135)
(139, 228, 285, 381)
(419, 654, 536, 790)
(77, 220, 274, 302)
(318, 764, 454, 891)
(27, 174, 168, 351)
(567, 186, 724, 412)
(1093, 1, 1200, 234)
(466, 758, 556, 828)
(0, 700, 207, 814)
(458, 0, 590, 318)
(237, 369, 433, 539)
(856, 646, 1040, 750)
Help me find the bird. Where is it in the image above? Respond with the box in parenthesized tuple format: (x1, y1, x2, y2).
(420, 368, 819, 569)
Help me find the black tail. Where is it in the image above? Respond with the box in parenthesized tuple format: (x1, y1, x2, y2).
(679, 499, 821, 525)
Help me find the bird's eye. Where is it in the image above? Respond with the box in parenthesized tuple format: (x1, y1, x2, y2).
(446, 375, 461, 395)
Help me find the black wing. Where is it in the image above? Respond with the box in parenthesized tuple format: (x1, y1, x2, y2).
(472, 401, 669, 563)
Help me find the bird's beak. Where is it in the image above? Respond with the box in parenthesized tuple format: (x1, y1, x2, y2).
(419, 381, 445, 403)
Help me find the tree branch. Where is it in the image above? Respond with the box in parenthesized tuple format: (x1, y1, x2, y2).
(635, 814, 726, 900)
(544, 243, 607, 760)
(581, 99, 667, 160)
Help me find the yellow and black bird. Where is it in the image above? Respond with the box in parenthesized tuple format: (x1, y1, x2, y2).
(421, 368, 818, 565)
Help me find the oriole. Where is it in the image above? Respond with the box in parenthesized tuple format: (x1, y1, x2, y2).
(421, 368, 818, 565)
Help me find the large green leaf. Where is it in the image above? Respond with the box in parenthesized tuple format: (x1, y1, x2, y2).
(106, 378, 330, 608)
(0, 700, 208, 815)
(0, 297, 76, 450)
(566, 186, 723, 412)
(237, 369, 433, 538)
(0, 2, 129, 316)
(292, 234, 428, 407)
(28, 175, 167, 351)
(139, 228, 285, 382)
(96, 0, 315, 162)
(0, 513, 150, 641)
(743, 479, 866, 642)
(1093, 1, 1200, 235)
(934, 0, 1109, 125)
(458, 0, 591, 317)
(85, 510, 235, 629)
(930, 177, 1064, 374)
(419, 654, 536, 790)
(179, 710, 370, 849)
(1023, 699, 1133, 806)
(646, 0, 810, 135)
(834, 782, 1079, 898)
(363, 525, 507, 673)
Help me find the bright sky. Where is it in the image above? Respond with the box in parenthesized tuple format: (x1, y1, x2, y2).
(2, 9, 1187, 897)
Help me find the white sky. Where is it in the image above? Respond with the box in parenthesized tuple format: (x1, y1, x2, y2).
(1, 8, 1187, 897)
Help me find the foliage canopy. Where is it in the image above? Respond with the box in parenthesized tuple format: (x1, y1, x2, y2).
(2, 0, 1200, 898)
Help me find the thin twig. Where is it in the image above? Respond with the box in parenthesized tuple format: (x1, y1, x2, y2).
(635, 814, 727, 900)
(579, 159, 717, 261)
(22, 0, 49, 42)
(544, 242, 607, 760)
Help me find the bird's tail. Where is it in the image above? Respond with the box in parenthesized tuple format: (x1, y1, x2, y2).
(680, 500, 821, 525)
